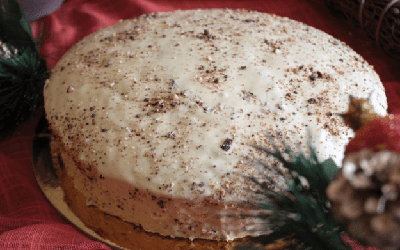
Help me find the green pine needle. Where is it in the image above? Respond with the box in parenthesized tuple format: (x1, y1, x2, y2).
(0, 0, 36, 48)
(0, 0, 48, 134)
(236, 140, 351, 250)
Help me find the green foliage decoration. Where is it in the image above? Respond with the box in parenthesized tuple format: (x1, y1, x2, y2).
(0, 0, 48, 134)
(236, 139, 351, 250)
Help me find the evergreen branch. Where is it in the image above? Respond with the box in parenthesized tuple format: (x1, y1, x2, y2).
(236, 143, 350, 250)
(0, 46, 48, 133)
(0, 0, 49, 135)
(0, 0, 37, 49)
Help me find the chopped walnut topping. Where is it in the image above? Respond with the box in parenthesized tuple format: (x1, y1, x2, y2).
(67, 85, 75, 93)
(221, 138, 233, 151)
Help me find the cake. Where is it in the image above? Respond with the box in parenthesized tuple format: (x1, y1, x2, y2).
(43, 9, 388, 249)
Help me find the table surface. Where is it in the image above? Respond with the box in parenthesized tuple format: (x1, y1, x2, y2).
(1, 0, 399, 249)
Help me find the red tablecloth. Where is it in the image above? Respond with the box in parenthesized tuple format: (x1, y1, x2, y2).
(1, 0, 400, 249)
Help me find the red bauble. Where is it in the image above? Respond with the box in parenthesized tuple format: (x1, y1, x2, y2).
(345, 114, 400, 155)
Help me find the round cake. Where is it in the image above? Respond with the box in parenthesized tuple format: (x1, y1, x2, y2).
(44, 9, 387, 249)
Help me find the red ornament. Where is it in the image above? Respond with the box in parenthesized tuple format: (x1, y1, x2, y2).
(345, 114, 400, 155)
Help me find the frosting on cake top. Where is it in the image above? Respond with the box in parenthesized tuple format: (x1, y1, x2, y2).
(44, 9, 387, 201)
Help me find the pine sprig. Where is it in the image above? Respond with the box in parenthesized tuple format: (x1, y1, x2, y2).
(0, 0, 36, 47)
(237, 141, 350, 250)
(0, 0, 48, 134)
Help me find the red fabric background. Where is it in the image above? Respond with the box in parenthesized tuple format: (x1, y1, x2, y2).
(1, 0, 400, 249)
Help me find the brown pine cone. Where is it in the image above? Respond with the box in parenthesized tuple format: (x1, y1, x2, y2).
(327, 149, 400, 250)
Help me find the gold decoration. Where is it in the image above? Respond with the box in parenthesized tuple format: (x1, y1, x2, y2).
(339, 95, 380, 131)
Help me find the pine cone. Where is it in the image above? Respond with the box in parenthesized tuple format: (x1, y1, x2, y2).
(0, 41, 18, 58)
(327, 149, 400, 250)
